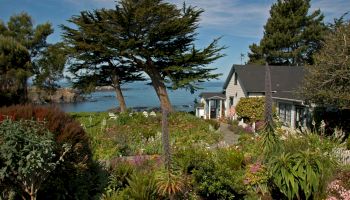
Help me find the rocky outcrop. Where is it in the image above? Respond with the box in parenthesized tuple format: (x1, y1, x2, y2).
(28, 87, 85, 104)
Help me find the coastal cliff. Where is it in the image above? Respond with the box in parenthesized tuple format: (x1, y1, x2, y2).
(28, 87, 85, 104)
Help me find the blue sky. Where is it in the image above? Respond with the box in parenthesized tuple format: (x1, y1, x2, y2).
(0, 0, 349, 81)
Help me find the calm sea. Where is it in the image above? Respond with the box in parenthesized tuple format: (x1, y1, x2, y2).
(57, 81, 224, 112)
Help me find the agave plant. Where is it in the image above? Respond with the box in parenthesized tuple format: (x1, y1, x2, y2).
(155, 169, 187, 200)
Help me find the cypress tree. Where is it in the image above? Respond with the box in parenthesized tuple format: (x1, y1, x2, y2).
(96, 0, 225, 169)
(109, 0, 225, 112)
(248, 0, 325, 66)
(61, 11, 144, 112)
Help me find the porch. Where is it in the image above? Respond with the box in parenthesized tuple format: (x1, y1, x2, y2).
(196, 92, 226, 119)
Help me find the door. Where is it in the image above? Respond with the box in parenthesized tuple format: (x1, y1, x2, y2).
(295, 106, 305, 128)
(210, 100, 217, 119)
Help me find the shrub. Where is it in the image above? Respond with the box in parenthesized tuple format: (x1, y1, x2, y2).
(173, 147, 210, 174)
(236, 97, 265, 122)
(0, 119, 70, 200)
(347, 137, 350, 150)
(0, 105, 106, 199)
(192, 148, 246, 199)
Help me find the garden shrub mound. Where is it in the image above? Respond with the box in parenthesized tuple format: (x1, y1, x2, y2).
(0, 104, 106, 199)
(236, 97, 265, 122)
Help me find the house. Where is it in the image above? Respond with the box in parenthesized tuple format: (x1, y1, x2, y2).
(196, 64, 311, 129)
(195, 92, 226, 119)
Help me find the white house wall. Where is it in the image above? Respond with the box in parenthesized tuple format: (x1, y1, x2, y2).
(225, 73, 247, 117)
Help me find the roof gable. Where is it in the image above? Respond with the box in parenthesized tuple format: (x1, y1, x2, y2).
(223, 64, 306, 100)
(199, 92, 226, 99)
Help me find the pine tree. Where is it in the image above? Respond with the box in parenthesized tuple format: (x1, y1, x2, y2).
(0, 36, 31, 105)
(0, 12, 53, 104)
(61, 11, 144, 112)
(248, 0, 325, 66)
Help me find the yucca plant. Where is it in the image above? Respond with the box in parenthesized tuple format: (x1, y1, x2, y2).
(122, 172, 158, 200)
(155, 169, 187, 200)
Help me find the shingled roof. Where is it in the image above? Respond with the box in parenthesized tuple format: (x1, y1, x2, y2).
(199, 92, 226, 99)
(223, 65, 306, 101)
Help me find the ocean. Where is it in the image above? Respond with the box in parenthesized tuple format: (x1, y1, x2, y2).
(57, 81, 224, 112)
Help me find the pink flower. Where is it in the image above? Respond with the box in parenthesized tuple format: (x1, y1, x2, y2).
(250, 163, 262, 173)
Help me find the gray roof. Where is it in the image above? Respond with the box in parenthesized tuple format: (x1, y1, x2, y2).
(223, 65, 306, 101)
(199, 92, 226, 99)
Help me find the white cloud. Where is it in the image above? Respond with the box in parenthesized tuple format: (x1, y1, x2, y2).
(62, 0, 350, 39)
(311, 0, 350, 21)
(168, 0, 271, 38)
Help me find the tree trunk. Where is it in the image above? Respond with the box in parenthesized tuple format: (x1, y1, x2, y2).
(162, 109, 171, 170)
(30, 194, 36, 200)
(112, 74, 127, 113)
(114, 83, 127, 113)
(147, 68, 173, 170)
(148, 71, 173, 112)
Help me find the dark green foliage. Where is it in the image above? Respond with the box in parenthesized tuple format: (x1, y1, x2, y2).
(1, 12, 53, 58)
(347, 137, 350, 150)
(0, 105, 107, 199)
(301, 20, 350, 109)
(61, 10, 145, 112)
(191, 148, 246, 199)
(0, 12, 55, 105)
(0, 36, 31, 105)
(106, 162, 135, 193)
(94, 0, 225, 112)
(248, 0, 325, 65)
(0, 119, 65, 200)
(235, 97, 265, 122)
(173, 146, 211, 174)
(33, 42, 67, 97)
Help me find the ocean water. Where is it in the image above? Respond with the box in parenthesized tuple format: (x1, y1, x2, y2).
(58, 81, 224, 112)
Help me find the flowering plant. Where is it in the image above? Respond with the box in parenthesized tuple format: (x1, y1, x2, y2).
(244, 162, 269, 194)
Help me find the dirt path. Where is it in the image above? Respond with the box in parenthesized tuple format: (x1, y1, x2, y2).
(218, 122, 240, 146)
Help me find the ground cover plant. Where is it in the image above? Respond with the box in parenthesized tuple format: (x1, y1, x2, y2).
(71, 112, 222, 160)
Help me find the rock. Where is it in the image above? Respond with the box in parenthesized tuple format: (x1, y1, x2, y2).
(28, 87, 85, 104)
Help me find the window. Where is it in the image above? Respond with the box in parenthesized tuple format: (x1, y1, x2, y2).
(229, 97, 234, 107)
(295, 106, 306, 127)
(279, 103, 292, 126)
(234, 73, 238, 85)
